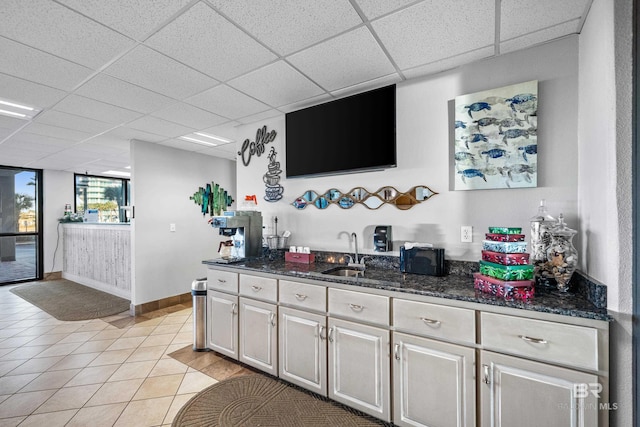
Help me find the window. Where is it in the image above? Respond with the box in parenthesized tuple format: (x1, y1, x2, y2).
(74, 174, 130, 223)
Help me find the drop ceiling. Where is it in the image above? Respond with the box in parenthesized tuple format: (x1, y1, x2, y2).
(0, 0, 593, 176)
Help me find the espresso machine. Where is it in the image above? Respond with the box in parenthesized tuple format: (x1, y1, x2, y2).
(209, 211, 263, 263)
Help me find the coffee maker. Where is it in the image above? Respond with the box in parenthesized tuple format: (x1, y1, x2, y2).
(374, 225, 392, 252)
(209, 211, 263, 262)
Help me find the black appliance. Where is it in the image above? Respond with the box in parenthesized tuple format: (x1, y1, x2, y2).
(285, 84, 396, 178)
(400, 246, 445, 276)
(374, 226, 392, 252)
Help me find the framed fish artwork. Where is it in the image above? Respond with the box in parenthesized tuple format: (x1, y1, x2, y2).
(453, 80, 538, 190)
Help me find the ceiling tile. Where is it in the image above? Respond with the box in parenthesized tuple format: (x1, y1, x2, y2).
(1, 138, 65, 154)
(371, 0, 495, 69)
(104, 45, 218, 99)
(210, 0, 362, 55)
(145, 2, 277, 81)
(500, 21, 581, 54)
(23, 122, 93, 142)
(56, 0, 193, 41)
(0, 36, 93, 91)
(0, 115, 28, 132)
(104, 126, 166, 143)
(185, 85, 270, 120)
(278, 94, 333, 113)
(83, 134, 131, 152)
(235, 109, 283, 126)
(150, 102, 229, 130)
(78, 141, 129, 155)
(125, 116, 195, 138)
(288, 27, 396, 91)
(9, 132, 78, 149)
(53, 95, 143, 125)
(157, 138, 206, 152)
(0, 0, 135, 69)
(354, 0, 419, 19)
(402, 46, 495, 79)
(500, 0, 590, 41)
(75, 74, 175, 114)
(330, 74, 402, 98)
(34, 110, 115, 134)
(228, 61, 325, 107)
(0, 73, 66, 108)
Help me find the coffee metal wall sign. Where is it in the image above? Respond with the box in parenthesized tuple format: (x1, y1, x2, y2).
(237, 125, 277, 166)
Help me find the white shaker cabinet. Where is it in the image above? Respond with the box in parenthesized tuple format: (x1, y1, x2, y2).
(206, 290, 238, 358)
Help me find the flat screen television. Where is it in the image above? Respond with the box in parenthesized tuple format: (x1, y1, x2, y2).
(285, 84, 396, 178)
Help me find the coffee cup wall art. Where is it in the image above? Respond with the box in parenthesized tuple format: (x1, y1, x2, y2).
(453, 80, 538, 190)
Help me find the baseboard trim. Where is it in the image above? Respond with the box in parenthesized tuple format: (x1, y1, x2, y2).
(133, 293, 192, 316)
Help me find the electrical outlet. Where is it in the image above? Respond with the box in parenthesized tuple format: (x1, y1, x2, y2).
(170, 223, 176, 232)
(461, 226, 472, 243)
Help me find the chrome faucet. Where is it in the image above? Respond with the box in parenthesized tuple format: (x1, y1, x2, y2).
(347, 232, 369, 269)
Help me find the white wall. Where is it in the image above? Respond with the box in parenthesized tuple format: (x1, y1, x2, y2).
(42, 169, 73, 276)
(238, 37, 580, 262)
(131, 140, 236, 305)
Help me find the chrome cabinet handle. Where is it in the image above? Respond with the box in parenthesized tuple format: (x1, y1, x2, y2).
(420, 317, 441, 326)
(295, 293, 308, 301)
(269, 312, 276, 327)
(319, 326, 326, 341)
(231, 303, 237, 314)
(217, 278, 227, 283)
(519, 335, 547, 344)
(349, 303, 364, 312)
(251, 285, 262, 292)
(394, 343, 400, 361)
(328, 327, 334, 342)
(482, 364, 491, 384)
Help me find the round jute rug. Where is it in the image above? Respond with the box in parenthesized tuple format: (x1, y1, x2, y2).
(172, 374, 386, 426)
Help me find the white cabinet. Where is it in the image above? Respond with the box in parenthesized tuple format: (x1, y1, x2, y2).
(279, 306, 327, 395)
(206, 290, 238, 358)
(480, 351, 599, 427)
(239, 296, 277, 375)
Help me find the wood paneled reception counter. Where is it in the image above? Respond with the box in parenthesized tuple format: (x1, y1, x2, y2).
(62, 222, 131, 300)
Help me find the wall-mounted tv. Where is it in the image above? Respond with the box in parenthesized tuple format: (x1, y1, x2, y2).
(285, 84, 396, 178)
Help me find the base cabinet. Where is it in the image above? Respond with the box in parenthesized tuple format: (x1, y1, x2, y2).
(328, 317, 390, 422)
(207, 290, 238, 358)
(279, 307, 327, 395)
(480, 351, 599, 427)
(393, 332, 475, 427)
(239, 297, 278, 375)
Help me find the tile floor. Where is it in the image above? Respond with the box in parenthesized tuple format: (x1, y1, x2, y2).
(0, 282, 254, 426)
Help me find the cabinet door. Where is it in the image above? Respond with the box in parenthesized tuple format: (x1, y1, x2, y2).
(393, 332, 475, 427)
(279, 307, 327, 395)
(207, 290, 238, 358)
(481, 351, 599, 427)
(239, 297, 277, 375)
(328, 317, 390, 422)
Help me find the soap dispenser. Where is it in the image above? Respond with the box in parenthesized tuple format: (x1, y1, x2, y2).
(374, 226, 392, 252)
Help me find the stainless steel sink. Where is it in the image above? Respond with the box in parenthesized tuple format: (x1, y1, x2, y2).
(321, 266, 364, 277)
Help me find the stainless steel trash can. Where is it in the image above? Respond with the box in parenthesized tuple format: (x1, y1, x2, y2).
(191, 278, 208, 351)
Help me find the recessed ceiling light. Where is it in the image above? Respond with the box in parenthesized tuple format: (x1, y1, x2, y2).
(103, 170, 131, 177)
(193, 132, 233, 144)
(0, 98, 41, 120)
(179, 136, 218, 147)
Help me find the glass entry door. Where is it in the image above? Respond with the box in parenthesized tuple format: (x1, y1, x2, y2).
(0, 167, 42, 284)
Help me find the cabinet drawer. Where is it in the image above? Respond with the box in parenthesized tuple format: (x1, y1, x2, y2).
(279, 280, 326, 312)
(393, 299, 475, 344)
(239, 274, 277, 303)
(207, 269, 238, 293)
(481, 312, 599, 371)
(328, 288, 389, 326)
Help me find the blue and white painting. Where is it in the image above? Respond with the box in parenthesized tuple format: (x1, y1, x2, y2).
(454, 80, 538, 190)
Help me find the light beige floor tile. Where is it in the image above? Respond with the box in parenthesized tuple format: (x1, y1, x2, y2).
(6, 356, 64, 376)
(56, 331, 100, 344)
(13, 326, 55, 337)
(0, 336, 38, 349)
(0, 360, 26, 377)
(90, 329, 126, 341)
(72, 339, 116, 354)
(35, 341, 83, 358)
(0, 416, 25, 426)
(34, 383, 101, 413)
(88, 348, 135, 366)
(148, 358, 188, 377)
(17, 408, 77, 426)
(126, 345, 167, 362)
(19, 368, 81, 392)
(48, 352, 100, 371)
(66, 402, 127, 427)
(108, 360, 156, 382)
(0, 349, 13, 359)
(133, 374, 184, 400)
(0, 373, 39, 394)
(160, 315, 190, 326)
(105, 336, 146, 351)
(163, 343, 188, 357)
(121, 326, 156, 338)
(0, 329, 27, 340)
(171, 331, 192, 345)
(1, 345, 49, 361)
(151, 324, 182, 336)
(140, 333, 176, 348)
(65, 364, 119, 387)
(0, 389, 55, 418)
(22, 333, 67, 346)
(47, 324, 83, 335)
(85, 378, 144, 407)
(176, 371, 217, 395)
(114, 396, 173, 427)
(163, 392, 196, 425)
(74, 321, 109, 332)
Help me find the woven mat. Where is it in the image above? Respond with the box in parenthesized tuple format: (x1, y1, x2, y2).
(10, 279, 130, 321)
(172, 374, 386, 427)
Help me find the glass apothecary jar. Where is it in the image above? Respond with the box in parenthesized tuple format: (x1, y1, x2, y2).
(546, 214, 578, 293)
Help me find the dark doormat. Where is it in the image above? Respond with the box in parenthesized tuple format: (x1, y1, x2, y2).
(10, 279, 130, 321)
(172, 374, 386, 427)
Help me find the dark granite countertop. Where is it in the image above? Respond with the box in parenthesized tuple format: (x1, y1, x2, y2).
(203, 255, 611, 322)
